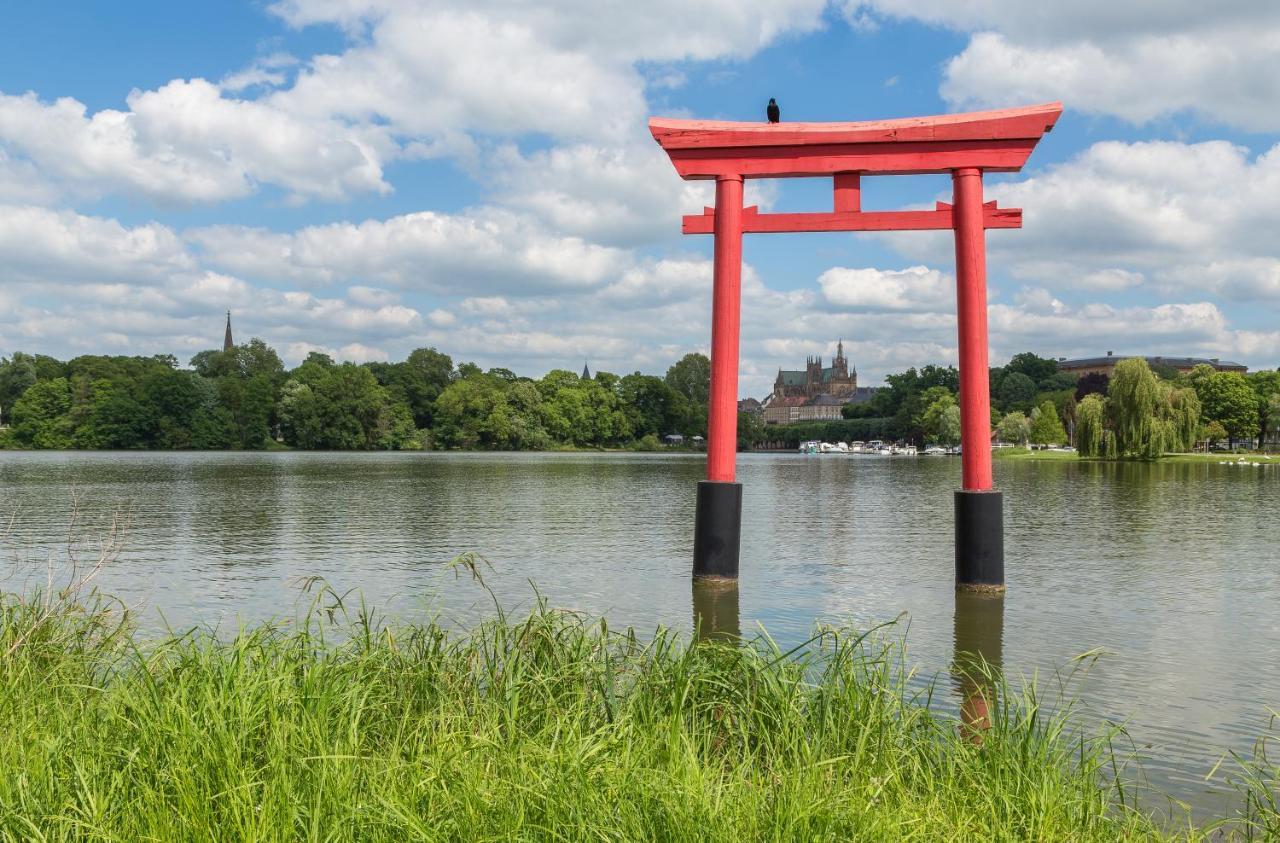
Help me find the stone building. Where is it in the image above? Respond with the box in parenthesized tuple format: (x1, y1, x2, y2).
(773, 340, 856, 400)
(1056, 352, 1246, 378)
(759, 341, 881, 425)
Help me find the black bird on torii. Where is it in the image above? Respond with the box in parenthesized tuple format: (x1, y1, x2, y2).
(766, 98, 780, 123)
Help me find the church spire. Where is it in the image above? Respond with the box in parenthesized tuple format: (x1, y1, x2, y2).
(581, 361, 591, 380)
(837, 338, 844, 361)
(223, 310, 234, 351)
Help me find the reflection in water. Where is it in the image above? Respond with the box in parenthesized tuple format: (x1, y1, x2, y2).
(692, 579, 740, 642)
(952, 590, 1005, 742)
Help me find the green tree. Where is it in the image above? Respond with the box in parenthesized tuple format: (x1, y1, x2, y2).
(996, 372, 1036, 411)
(1075, 395, 1105, 457)
(921, 391, 961, 445)
(995, 412, 1031, 447)
(1248, 370, 1280, 446)
(1195, 371, 1259, 445)
(9, 378, 73, 448)
(1003, 352, 1059, 385)
(1108, 358, 1164, 458)
(1029, 400, 1067, 446)
(0, 354, 38, 425)
(663, 353, 710, 436)
(1200, 420, 1228, 448)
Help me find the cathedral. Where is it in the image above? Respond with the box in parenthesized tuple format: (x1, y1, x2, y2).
(773, 340, 857, 400)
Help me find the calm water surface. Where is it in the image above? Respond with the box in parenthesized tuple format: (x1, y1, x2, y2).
(1, 450, 1277, 820)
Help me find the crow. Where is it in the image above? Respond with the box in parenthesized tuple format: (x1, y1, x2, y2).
(767, 98, 780, 123)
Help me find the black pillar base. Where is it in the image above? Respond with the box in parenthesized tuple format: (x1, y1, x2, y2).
(955, 489, 1004, 592)
(694, 481, 742, 580)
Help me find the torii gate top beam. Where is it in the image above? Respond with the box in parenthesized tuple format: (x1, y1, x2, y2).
(649, 102, 1062, 180)
(650, 102, 1061, 235)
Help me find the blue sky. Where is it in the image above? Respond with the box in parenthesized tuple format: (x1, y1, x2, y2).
(1, 1, 1277, 397)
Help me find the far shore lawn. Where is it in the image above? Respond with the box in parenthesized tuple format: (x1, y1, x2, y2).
(994, 447, 1279, 464)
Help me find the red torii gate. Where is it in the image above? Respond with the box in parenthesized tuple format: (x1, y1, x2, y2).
(650, 102, 1062, 592)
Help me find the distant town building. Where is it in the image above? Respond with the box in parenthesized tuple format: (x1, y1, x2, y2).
(773, 339, 856, 399)
(737, 397, 763, 417)
(760, 341, 881, 424)
(223, 311, 234, 351)
(1056, 352, 1247, 378)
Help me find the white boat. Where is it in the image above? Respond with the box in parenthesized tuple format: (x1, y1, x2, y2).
(799, 440, 820, 454)
(819, 442, 842, 454)
(848, 440, 865, 454)
(895, 445, 918, 456)
(923, 445, 947, 455)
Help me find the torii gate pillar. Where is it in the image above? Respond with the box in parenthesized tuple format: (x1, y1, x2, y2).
(951, 167, 1003, 591)
(692, 175, 745, 580)
(651, 102, 1061, 590)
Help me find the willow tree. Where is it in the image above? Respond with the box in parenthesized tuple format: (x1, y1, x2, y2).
(1167, 387, 1201, 453)
(1076, 394, 1106, 458)
(1108, 358, 1161, 458)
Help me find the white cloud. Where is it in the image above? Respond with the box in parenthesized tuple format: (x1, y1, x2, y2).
(883, 139, 1280, 307)
(819, 265, 951, 311)
(0, 82, 394, 203)
(189, 208, 629, 293)
(337, 342, 389, 362)
(848, 1, 1280, 131)
(0, 204, 192, 283)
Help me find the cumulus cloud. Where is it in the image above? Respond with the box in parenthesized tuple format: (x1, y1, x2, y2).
(847, 1, 1280, 131)
(0, 204, 192, 283)
(882, 138, 1280, 307)
(189, 208, 629, 293)
(819, 265, 951, 311)
(0, 81, 393, 203)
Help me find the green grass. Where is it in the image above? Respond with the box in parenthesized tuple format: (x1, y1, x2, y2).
(994, 447, 1280, 465)
(993, 447, 1081, 461)
(0, 579, 1273, 841)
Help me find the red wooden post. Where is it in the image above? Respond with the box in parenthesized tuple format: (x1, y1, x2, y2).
(952, 167, 993, 491)
(833, 172, 861, 213)
(693, 175, 746, 580)
(707, 175, 744, 484)
(952, 166, 1004, 590)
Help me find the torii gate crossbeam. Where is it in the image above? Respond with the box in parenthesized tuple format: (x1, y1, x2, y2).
(650, 102, 1062, 592)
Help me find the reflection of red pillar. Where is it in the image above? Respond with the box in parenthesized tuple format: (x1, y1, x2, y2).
(952, 167, 1004, 590)
(707, 175, 744, 483)
(952, 168, 993, 491)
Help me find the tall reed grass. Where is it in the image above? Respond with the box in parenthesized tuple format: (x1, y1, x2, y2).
(0, 567, 1272, 840)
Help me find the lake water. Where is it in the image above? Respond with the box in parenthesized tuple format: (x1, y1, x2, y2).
(1, 450, 1277, 820)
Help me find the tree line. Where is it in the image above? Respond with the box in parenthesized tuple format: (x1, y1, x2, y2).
(777, 351, 1278, 457)
(0, 342, 715, 451)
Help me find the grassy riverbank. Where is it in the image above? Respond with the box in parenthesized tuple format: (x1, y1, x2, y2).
(0, 586, 1273, 840)
(994, 447, 1280, 464)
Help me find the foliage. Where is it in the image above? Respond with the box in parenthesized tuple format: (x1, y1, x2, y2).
(1029, 400, 1068, 446)
(1075, 395, 1106, 458)
(0, 585, 1200, 841)
(1200, 420, 1228, 446)
(0, 342, 715, 452)
(1248, 370, 1280, 446)
(921, 391, 961, 445)
(995, 412, 1031, 447)
(1104, 358, 1201, 458)
(996, 372, 1037, 411)
(664, 353, 711, 435)
(1108, 358, 1164, 459)
(1195, 371, 1260, 443)
(1075, 372, 1110, 401)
